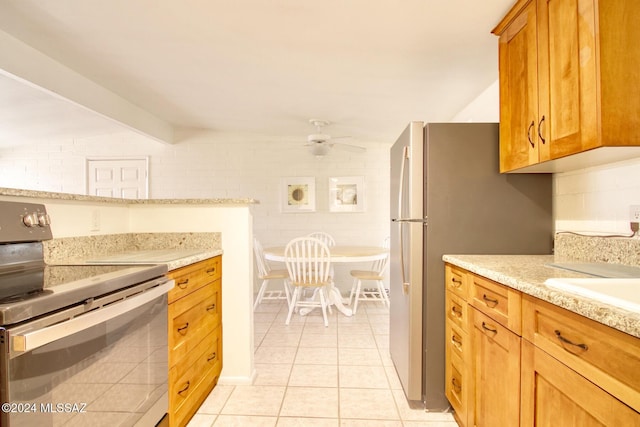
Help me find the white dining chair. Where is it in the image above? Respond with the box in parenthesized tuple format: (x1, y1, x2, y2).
(307, 231, 336, 247)
(348, 237, 390, 314)
(284, 236, 333, 327)
(253, 237, 291, 310)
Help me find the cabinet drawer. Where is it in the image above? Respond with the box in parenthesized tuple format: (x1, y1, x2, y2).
(168, 256, 221, 303)
(445, 352, 466, 422)
(522, 295, 640, 412)
(446, 291, 469, 331)
(445, 263, 468, 300)
(470, 273, 521, 334)
(446, 319, 469, 362)
(169, 330, 222, 427)
(169, 280, 221, 362)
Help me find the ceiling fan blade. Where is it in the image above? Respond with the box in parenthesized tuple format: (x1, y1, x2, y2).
(332, 142, 366, 152)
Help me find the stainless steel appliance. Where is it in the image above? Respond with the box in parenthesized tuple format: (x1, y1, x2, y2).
(0, 200, 174, 426)
(389, 122, 552, 409)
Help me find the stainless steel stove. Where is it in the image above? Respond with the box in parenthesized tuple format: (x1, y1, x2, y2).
(0, 200, 173, 427)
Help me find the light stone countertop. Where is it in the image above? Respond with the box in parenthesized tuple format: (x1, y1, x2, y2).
(442, 254, 640, 339)
(44, 233, 222, 271)
(0, 187, 258, 205)
(161, 249, 223, 271)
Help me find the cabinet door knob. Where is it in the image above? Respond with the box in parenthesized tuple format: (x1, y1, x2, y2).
(527, 121, 535, 148)
(177, 323, 190, 335)
(177, 278, 189, 289)
(207, 352, 217, 362)
(538, 115, 546, 144)
(206, 267, 216, 275)
(206, 304, 216, 312)
(451, 277, 462, 287)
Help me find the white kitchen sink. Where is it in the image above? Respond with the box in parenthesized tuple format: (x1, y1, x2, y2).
(545, 278, 640, 314)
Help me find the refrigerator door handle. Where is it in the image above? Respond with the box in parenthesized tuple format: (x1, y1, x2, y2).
(397, 145, 411, 295)
(392, 218, 428, 224)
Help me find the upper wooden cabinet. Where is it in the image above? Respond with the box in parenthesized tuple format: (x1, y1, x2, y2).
(493, 0, 640, 173)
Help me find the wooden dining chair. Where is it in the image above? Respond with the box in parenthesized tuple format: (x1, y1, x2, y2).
(253, 237, 291, 310)
(284, 236, 333, 327)
(348, 237, 390, 314)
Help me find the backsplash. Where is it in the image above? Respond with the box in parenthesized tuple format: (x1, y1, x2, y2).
(44, 232, 221, 263)
(554, 233, 640, 266)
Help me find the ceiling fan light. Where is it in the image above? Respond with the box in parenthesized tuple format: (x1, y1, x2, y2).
(310, 144, 330, 156)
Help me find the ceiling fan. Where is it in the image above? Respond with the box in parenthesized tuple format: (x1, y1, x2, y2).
(305, 119, 366, 157)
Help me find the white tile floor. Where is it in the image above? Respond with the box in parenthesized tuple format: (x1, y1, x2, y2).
(188, 299, 458, 427)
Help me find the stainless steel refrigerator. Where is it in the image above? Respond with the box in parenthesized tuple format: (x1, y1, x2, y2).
(389, 122, 552, 409)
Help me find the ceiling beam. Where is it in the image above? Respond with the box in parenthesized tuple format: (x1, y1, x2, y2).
(0, 29, 175, 144)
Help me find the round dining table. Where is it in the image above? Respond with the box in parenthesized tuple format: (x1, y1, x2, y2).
(263, 245, 389, 316)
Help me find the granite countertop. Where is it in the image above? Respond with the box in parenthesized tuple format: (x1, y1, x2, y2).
(84, 249, 223, 271)
(44, 233, 223, 271)
(0, 187, 258, 205)
(442, 254, 640, 339)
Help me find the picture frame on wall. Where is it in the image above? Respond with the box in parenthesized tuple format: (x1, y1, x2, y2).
(329, 176, 365, 212)
(281, 177, 316, 212)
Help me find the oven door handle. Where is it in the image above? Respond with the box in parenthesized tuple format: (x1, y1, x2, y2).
(11, 280, 174, 354)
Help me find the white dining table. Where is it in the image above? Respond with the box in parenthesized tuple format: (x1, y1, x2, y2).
(264, 245, 389, 317)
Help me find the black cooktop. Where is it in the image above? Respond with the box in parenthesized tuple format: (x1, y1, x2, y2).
(0, 263, 168, 325)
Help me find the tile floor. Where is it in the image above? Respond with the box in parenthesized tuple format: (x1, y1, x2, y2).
(188, 299, 458, 427)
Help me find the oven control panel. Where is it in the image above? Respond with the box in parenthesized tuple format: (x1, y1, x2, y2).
(0, 201, 53, 243)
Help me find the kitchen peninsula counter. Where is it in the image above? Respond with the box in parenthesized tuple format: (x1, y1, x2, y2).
(0, 187, 259, 205)
(443, 254, 640, 338)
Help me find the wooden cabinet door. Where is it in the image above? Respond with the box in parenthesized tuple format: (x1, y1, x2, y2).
(472, 308, 521, 427)
(521, 341, 640, 426)
(537, 0, 598, 159)
(497, 0, 540, 172)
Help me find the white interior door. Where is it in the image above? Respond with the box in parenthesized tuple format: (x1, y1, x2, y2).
(87, 158, 148, 199)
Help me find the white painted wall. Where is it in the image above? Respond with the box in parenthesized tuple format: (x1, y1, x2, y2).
(554, 158, 640, 234)
(0, 130, 391, 293)
(449, 79, 499, 123)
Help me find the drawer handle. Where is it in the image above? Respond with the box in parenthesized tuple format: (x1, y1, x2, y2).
(451, 377, 462, 393)
(527, 120, 535, 148)
(451, 334, 462, 349)
(451, 277, 462, 287)
(177, 323, 190, 335)
(481, 322, 498, 334)
(206, 267, 217, 274)
(554, 330, 588, 352)
(482, 294, 499, 307)
(451, 306, 462, 317)
(207, 352, 217, 362)
(177, 381, 190, 396)
(177, 278, 189, 289)
(206, 304, 216, 312)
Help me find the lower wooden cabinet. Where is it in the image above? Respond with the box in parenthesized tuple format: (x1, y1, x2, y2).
(445, 264, 473, 427)
(472, 307, 521, 427)
(521, 340, 638, 426)
(168, 256, 222, 427)
(444, 264, 640, 426)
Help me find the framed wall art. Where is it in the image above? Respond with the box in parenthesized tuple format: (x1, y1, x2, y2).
(329, 176, 365, 212)
(281, 177, 316, 212)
